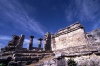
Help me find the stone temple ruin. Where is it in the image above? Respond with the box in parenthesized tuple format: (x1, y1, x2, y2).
(0, 35, 53, 66)
(0, 22, 100, 66)
(1, 35, 43, 52)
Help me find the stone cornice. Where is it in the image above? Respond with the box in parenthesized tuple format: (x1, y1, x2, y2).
(55, 25, 84, 37)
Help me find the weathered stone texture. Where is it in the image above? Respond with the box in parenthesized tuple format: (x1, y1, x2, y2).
(51, 23, 88, 51)
(55, 29, 87, 50)
(86, 28, 100, 44)
(44, 32, 52, 51)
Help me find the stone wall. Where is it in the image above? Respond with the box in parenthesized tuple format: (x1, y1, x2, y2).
(51, 22, 88, 51)
(43, 22, 100, 66)
(38, 54, 100, 66)
(86, 28, 100, 44)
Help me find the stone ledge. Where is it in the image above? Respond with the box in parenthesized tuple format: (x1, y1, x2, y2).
(55, 26, 83, 37)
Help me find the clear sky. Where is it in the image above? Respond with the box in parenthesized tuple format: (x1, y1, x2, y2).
(0, 0, 100, 49)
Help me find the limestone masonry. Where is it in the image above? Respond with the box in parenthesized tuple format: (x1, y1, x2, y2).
(0, 22, 100, 66)
(51, 22, 88, 50)
(43, 22, 100, 66)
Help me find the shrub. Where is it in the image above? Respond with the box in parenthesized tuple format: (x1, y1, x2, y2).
(67, 58, 77, 66)
(0, 63, 4, 66)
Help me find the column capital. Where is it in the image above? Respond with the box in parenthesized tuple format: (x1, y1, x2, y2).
(30, 36, 34, 38)
(38, 38, 43, 41)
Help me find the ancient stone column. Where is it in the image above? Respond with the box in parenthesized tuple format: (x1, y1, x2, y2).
(44, 32, 51, 51)
(38, 38, 43, 49)
(16, 34, 25, 50)
(29, 36, 34, 50)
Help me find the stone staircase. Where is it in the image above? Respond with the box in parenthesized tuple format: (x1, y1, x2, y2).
(27, 53, 54, 66)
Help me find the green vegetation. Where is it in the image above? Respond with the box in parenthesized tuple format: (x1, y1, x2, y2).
(67, 58, 77, 66)
(0, 62, 8, 66)
(0, 63, 5, 66)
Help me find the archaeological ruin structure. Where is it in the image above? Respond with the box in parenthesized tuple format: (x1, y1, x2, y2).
(0, 34, 52, 66)
(43, 22, 100, 66)
(0, 22, 100, 66)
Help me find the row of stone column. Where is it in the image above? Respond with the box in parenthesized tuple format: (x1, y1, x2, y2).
(29, 36, 43, 50)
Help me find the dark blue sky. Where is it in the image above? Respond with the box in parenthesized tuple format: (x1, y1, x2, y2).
(0, 0, 100, 49)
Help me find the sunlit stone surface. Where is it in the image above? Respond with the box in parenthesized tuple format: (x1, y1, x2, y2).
(51, 22, 88, 51)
